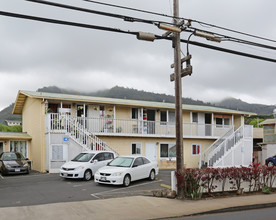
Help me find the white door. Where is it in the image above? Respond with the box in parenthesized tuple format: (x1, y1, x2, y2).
(198, 113, 205, 136)
(87, 105, 100, 132)
(49, 144, 68, 173)
(146, 143, 157, 162)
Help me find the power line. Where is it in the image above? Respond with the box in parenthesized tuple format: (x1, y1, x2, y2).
(83, 0, 176, 20)
(0, 10, 138, 35)
(27, 0, 276, 52)
(189, 28, 276, 51)
(83, 0, 276, 44)
(26, 0, 157, 25)
(193, 20, 276, 44)
(0, 10, 275, 63)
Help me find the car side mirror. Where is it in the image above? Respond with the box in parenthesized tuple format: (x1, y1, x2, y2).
(92, 159, 98, 163)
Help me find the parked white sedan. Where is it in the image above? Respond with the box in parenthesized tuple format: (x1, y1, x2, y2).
(94, 155, 158, 187)
(60, 151, 115, 181)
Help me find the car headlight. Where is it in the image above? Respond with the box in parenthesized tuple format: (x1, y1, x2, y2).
(112, 172, 123, 176)
(95, 171, 100, 175)
(75, 166, 85, 170)
(5, 164, 11, 168)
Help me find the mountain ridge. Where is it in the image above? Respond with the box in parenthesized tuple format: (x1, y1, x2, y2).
(0, 86, 274, 124)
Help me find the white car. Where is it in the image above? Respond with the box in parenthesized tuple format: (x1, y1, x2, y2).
(94, 155, 158, 187)
(60, 151, 115, 181)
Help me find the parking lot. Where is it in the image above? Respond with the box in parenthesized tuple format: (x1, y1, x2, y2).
(0, 170, 173, 207)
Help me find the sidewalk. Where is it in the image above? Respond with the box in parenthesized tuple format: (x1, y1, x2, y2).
(0, 194, 275, 220)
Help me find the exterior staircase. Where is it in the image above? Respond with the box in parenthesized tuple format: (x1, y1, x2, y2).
(49, 113, 119, 155)
(200, 125, 253, 168)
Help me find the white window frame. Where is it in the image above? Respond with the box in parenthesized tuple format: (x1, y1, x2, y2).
(9, 140, 28, 158)
(215, 117, 231, 128)
(131, 142, 142, 155)
(191, 112, 198, 123)
(191, 144, 201, 156)
(159, 143, 176, 160)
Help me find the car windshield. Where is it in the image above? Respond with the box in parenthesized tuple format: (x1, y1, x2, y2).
(2, 153, 23, 161)
(108, 157, 134, 167)
(71, 153, 95, 162)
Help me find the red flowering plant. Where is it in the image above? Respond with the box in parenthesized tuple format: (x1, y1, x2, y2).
(246, 163, 262, 192)
(228, 167, 248, 191)
(217, 168, 231, 193)
(201, 168, 219, 194)
(175, 168, 203, 199)
(260, 166, 275, 193)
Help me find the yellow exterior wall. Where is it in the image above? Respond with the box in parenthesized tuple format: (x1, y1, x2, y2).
(22, 97, 45, 172)
(182, 111, 190, 123)
(116, 106, 130, 120)
(98, 136, 215, 169)
(183, 139, 214, 168)
(234, 115, 242, 130)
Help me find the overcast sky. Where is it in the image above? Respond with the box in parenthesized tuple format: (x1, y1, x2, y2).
(0, 0, 275, 111)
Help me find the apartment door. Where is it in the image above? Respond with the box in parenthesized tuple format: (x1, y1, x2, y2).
(49, 144, 68, 173)
(87, 105, 100, 132)
(198, 113, 205, 136)
(205, 113, 212, 136)
(146, 110, 155, 134)
(146, 143, 157, 162)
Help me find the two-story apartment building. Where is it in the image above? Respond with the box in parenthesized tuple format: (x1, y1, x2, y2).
(13, 90, 255, 173)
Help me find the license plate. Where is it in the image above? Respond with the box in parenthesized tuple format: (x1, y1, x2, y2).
(15, 168, 20, 172)
(63, 173, 67, 177)
(100, 177, 106, 181)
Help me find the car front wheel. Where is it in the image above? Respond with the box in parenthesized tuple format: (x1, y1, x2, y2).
(267, 161, 275, 167)
(149, 169, 155, 181)
(83, 170, 92, 181)
(123, 174, 131, 187)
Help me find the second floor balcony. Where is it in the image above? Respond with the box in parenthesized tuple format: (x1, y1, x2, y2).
(46, 113, 233, 139)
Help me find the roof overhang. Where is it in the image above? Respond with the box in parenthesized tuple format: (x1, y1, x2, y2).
(12, 90, 256, 116)
(12, 91, 28, 115)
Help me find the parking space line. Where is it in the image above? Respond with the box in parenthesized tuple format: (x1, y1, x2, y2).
(0, 175, 4, 179)
(91, 194, 101, 199)
(92, 179, 163, 197)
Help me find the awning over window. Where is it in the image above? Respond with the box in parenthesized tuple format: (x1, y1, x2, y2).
(214, 114, 232, 119)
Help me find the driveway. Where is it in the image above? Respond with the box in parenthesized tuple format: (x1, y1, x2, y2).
(0, 170, 173, 207)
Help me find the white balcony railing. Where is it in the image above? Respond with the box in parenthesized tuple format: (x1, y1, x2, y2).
(46, 113, 232, 138)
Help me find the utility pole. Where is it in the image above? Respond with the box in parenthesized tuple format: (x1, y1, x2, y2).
(173, 0, 184, 197)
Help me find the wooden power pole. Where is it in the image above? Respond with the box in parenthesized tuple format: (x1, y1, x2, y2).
(173, 0, 184, 197)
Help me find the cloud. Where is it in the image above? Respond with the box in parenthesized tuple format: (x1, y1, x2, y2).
(0, 0, 275, 111)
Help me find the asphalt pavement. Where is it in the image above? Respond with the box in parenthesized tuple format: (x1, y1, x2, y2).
(1, 170, 276, 220)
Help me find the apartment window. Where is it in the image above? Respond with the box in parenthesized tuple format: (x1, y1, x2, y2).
(160, 111, 167, 122)
(215, 117, 230, 128)
(160, 111, 175, 124)
(168, 111, 175, 123)
(192, 113, 198, 123)
(10, 141, 28, 158)
(100, 106, 105, 117)
(160, 143, 176, 158)
(192, 144, 200, 155)
(131, 143, 142, 155)
(132, 108, 138, 119)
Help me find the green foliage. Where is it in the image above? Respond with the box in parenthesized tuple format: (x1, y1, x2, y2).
(0, 124, 22, 132)
(245, 115, 274, 127)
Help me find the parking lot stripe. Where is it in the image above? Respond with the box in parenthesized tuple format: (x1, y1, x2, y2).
(92, 180, 163, 196)
(91, 194, 101, 199)
(0, 175, 4, 179)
